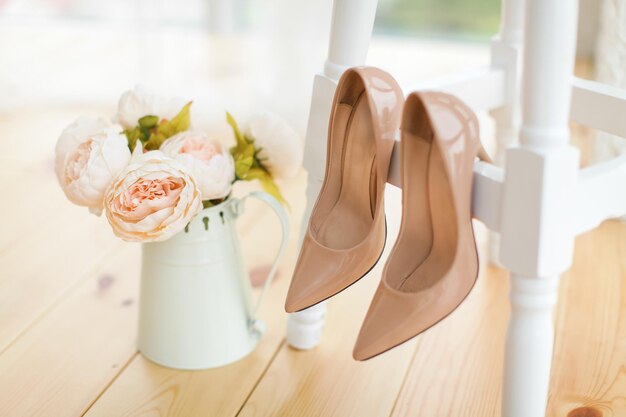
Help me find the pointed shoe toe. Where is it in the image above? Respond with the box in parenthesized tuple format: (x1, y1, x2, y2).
(353, 266, 476, 360)
(353, 282, 435, 361)
(353, 287, 407, 361)
(285, 223, 387, 313)
(284, 239, 343, 313)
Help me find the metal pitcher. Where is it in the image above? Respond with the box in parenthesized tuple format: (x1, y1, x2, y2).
(138, 191, 288, 370)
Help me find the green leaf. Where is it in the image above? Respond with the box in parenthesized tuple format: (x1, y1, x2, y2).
(163, 101, 193, 133)
(224, 111, 287, 206)
(226, 111, 247, 149)
(234, 155, 254, 179)
(138, 115, 159, 129)
(245, 167, 287, 206)
(141, 102, 193, 150)
(231, 140, 256, 179)
(146, 102, 193, 150)
(124, 127, 146, 152)
(143, 132, 161, 151)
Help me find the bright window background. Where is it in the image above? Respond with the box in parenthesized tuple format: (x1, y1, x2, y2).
(377, 0, 500, 39)
(0, 0, 499, 141)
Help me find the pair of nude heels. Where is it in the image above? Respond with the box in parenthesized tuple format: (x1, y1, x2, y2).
(285, 66, 490, 361)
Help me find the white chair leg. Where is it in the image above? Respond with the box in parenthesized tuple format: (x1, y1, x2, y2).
(286, 301, 327, 350)
(499, 0, 579, 415)
(286, 0, 379, 350)
(488, 0, 524, 266)
(502, 274, 559, 417)
(490, 0, 524, 160)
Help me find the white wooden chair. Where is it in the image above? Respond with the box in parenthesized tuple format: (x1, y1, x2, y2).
(285, 0, 626, 416)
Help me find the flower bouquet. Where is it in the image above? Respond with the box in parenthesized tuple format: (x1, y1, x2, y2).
(55, 86, 302, 241)
(55, 87, 301, 369)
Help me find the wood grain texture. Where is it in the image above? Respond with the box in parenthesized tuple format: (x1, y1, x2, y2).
(390, 264, 508, 417)
(82, 320, 286, 417)
(1, 177, 625, 417)
(0, 246, 139, 417)
(0, 170, 123, 353)
(0, 108, 123, 353)
(547, 221, 626, 417)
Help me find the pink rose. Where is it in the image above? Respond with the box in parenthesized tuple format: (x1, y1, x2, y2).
(55, 117, 131, 215)
(160, 131, 235, 200)
(104, 149, 202, 242)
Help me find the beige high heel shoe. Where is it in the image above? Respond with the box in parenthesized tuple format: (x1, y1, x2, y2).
(353, 91, 491, 360)
(284, 67, 403, 313)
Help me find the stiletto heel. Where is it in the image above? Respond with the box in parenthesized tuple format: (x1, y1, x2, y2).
(353, 91, 488, 360)
(284, 67, 403, 313)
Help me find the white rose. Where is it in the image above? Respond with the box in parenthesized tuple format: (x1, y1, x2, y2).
(104, 149, 202, 242)
(55, 117, 131, 215)
(115, 86, 184, 129)
(246, 112, 303, 179)
(160, 131, 235, 200)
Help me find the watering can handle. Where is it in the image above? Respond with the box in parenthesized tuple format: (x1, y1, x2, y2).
(236, 191, 289, 326)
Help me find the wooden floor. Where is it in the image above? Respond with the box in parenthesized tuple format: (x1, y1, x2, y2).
(0, 104, 625, 417)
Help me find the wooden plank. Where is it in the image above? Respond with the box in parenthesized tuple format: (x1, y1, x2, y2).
(0, 108, 93, 170)
(81, 317, 286, 417)
(0, 246, 139, 417)
(237, 307, 415, 417)
(547, 221, 626, 416)
(0, 161, 67, 252)
(390, 264, 508, 417)
(0, 108, 124, 353)
(0, 106, 110, 252)
(0, 199, 122, 352)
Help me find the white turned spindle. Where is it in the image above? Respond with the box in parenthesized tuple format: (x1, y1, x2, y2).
(503, 275, 559, 417)
(500, 0, 579, 416)
(487, 0, 524, 266)
(520, 4, 578, 147)
(491, 0, 524, 162)
(324, 0, 379, 80)
(286, 0, 379, 350)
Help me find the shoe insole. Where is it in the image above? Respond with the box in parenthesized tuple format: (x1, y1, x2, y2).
(385, 123, 458, 293)
(314, 93, 377, 250)
(398, 136, 458, 293)
(384, 131, 433, 290)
